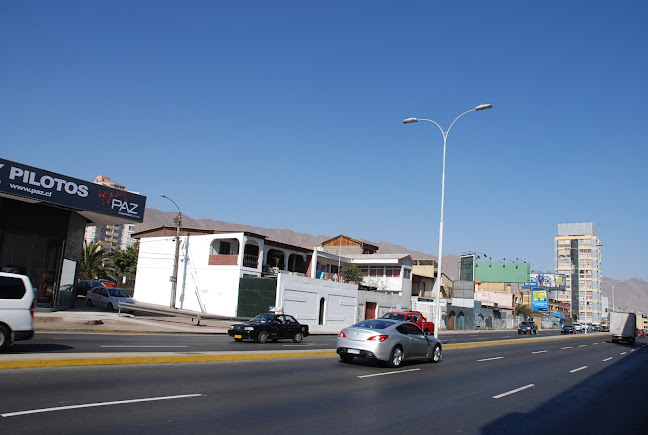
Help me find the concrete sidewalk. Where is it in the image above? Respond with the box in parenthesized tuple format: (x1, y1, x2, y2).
(33, 305, 232, 334)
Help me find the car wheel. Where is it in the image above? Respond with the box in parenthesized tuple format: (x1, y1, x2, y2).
(340, 354, 354, 363)
(518, 331, 521, 334)
(107, 303, 114, 311)
(86, 299, 93, 307)
(430, 344, 442, 363)
(387, 346, 404, 368)
(0, 325, 10, 352)
(293, 332, 303, 343)
(257, 331, 268, 344)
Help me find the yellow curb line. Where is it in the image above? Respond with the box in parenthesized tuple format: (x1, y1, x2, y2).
(0, 333, 594, 370)
(0, 351, 338, 370)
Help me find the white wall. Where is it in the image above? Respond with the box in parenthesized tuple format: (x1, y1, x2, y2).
(276, 273, 358, 333)
(133, 233, 260, 317)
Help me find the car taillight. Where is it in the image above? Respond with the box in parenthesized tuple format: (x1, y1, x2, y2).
(338, 331, 346, 338)
(367, 335, 389, 342)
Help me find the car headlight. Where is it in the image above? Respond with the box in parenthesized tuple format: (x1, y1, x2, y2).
(229, 325, 234, 330)
(244, 327, 254, 331)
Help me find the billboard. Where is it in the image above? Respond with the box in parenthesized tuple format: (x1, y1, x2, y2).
(0, 158, 146, 222)
(460, 255, 475, 281)
(532, 288, 548, 312)
(525, 273, 566, 289)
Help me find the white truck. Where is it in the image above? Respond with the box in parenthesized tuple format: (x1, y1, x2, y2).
(609, 312, 636, 345)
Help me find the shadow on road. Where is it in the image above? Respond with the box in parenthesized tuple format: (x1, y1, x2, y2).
(481, 342, 648, 434)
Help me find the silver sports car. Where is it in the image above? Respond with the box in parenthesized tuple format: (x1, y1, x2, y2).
(336, 318, 442, 367)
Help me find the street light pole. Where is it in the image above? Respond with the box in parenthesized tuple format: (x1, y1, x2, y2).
(602, 280, 625, 314)
(160, 194, 182, 309)
(403, 104, 492, 338)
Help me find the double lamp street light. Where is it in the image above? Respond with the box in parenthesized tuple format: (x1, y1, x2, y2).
(403, 104, 493, 338)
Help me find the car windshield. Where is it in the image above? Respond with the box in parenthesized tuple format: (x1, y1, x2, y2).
(381, 313, 406, 320)
(250, 314, 274, 323)
(109, 289, 129, 298)
(354, 319, 395, 330)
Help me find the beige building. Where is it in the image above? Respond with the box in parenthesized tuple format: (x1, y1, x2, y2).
(555, 223, 602, 323)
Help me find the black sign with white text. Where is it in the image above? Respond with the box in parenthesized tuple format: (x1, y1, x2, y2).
(0, 158, 146, 222)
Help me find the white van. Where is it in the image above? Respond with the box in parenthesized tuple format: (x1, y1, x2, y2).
(0, 272, 36, 351)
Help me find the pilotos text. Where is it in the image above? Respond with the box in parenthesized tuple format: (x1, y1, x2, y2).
(9, 167, 89, 197)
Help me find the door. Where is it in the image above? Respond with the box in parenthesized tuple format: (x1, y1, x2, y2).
(405, 323, 430, 357)
(365, 302, 376, 320)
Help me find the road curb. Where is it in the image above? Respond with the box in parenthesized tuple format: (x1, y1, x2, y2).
(0, 350, 339, 370)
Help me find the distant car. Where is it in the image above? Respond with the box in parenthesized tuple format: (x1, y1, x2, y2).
(98, 279, 117, 288)
(601, 325, 609, 332)
(74, 280, 104, 296)
(86, 287, 134, 311)
(336, 319, 442, 367)
(573, 323, 583, 332)
(637, 330, 645, 337)
(228, 313, 309, 343)
(0, 272, 35, 352)
(518, 321, 538, 335)
(561, 325, 575, 334)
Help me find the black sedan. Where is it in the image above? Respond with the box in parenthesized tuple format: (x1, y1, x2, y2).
(561, 325, 575, 334)
(228, 313, 309, 343)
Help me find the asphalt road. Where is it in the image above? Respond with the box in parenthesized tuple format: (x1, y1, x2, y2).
(4, 329, 572, 355)
(1, 335, 646, 433)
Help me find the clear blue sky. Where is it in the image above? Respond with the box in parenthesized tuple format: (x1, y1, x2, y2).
(2, 1, 646, 280)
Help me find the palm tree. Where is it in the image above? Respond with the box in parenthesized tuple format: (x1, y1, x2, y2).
(78, 242, 117, 281)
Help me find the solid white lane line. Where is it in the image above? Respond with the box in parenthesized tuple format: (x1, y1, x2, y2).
(531, 350, 548, 354)
(603, 357, 613, 362)
(357, 368, 420, 378)
(477, 357, 504, 362)
(282, 343, 315, 347)
(1, 394, 203, 418)
(100, 345, 188, 348)
(561, 346, 573, 350)
(493, 384, 535, 399)
(570, 366, 588, 373)
(502, 336, 512, 339)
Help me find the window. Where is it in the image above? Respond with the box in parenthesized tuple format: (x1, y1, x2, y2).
(0, 276, 27, 299)
(403, 269, 411, 279)
(219, 241, 231, 255)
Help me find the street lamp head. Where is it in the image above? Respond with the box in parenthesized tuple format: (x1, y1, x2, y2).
(403, 117, 419, 124)
(475, 104, 493, 111)
(160, 194, 167, 198)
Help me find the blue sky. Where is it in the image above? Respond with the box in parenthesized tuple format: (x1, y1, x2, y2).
(2, 1, 646, 280)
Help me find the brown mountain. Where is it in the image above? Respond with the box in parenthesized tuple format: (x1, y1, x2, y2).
(136, 208, 460, 280)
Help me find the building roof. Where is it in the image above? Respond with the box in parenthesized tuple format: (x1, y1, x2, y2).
(322, 234, 379, 250)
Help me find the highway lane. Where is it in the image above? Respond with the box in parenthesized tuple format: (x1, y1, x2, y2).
(4, 328, 577, 354)
(1, 335, 645, 433)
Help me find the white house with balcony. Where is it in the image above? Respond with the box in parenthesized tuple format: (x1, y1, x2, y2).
(132, 228, 415, 332)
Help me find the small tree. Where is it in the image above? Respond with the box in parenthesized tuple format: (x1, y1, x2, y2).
(341, 263, 364, 283)
(110, 241, 139, 277)
(514, 304, 532, 319)
(78, 242, 117, 281)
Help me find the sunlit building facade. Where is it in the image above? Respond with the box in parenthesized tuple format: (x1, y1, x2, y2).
(555, 223, 602, 323)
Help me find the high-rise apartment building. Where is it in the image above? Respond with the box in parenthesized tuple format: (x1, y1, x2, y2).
(84, 175, 136, 251)
(555, 223, 602, 323)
